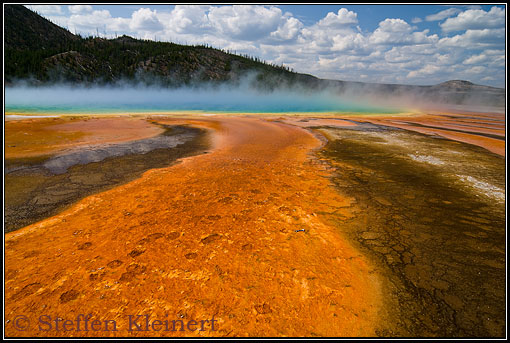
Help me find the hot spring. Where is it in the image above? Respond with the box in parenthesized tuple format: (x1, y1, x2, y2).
(5, 85, 404, 114)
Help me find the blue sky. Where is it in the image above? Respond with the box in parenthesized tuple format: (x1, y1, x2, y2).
(25, 4, 506, 87)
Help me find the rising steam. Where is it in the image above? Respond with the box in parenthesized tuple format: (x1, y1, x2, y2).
(4, 74, 504, 115)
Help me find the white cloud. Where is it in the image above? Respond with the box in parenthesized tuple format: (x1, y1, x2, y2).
(411, 17, 422, 24)
(425, 8, 461, 21)
(317, 8, 358, 28)
(465, 65, 486, 74)
(378, 18, 413, 33)
(331, 32, 367, 52)
(269, 16, 303, 42)
(463, 53, 488, 65)
(155, 5, 302, 45)
(45, 9, 132, 37)
(385, 48, 414, 63)
(208, 5, 282, 41)
(440, 6, 505, 32)
(370, 19, 437, 45)
(434, 52, 464, 66)
(384, 45, 436, 64)
(68, 5, 92, 14)
(370, 18, 410, 45)
(291, 9, 366, 57)
(162, 5, 211, 34)
(407, 65, 441, 78)
(463, 50, 505, 67)
(438, 28, 505, 48)
(26, 5, 62, 15)
(130, 8, 163, 32)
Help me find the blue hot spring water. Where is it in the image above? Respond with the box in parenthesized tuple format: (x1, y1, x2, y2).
(5, 86, 402, 114)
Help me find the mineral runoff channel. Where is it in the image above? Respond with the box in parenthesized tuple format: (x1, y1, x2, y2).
(4, 109, 506, 337)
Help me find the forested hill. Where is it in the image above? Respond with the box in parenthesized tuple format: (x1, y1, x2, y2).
(5, 4, 79, 50)
(4, 4, 318, 88)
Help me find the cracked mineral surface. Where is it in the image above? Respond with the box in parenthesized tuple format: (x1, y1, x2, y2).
(316, 123, 505, 337)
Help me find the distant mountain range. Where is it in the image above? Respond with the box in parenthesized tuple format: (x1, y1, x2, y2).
(4, 5, 505, 107)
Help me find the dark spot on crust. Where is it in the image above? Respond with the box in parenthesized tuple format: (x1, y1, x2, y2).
(120, 264, 146, 282)
(11, 283, 42, 301)
(167, 232, 180, 240)
(242, 243, 253, 250)
(218, 196, 232, 204)
(137, 238, 150, 245)
(147, 232, 165, 241)
(185, 252, 197, 259)
(107, 260, 123, 268)
(128, 249, 145, 258)
(77, 242, 92, 250)
(201, 234, 221, 244)
(254, 303, 272, 314)
(119, 272, 135, 282)
(60, 290, 80, 303)
(126, 264, 147, 274)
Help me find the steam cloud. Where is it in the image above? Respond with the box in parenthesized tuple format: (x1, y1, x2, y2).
(5, 75, 504, 115)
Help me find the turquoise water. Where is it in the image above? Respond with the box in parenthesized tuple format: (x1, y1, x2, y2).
(5, 86, 403, 114)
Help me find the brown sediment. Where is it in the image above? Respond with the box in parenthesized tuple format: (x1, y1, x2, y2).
(278, 117, 359, 128)
(4, 116, 382, 337)
(5, 116, 164, 159)
(315, 125, 505, 337)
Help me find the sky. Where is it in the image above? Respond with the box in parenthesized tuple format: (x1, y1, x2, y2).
(24, 4, 506, 87)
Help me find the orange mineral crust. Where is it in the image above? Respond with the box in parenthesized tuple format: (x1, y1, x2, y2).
(345, 112, 505, 156)
(5, 116, 164, 159)
(5, 117, 382, 337)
